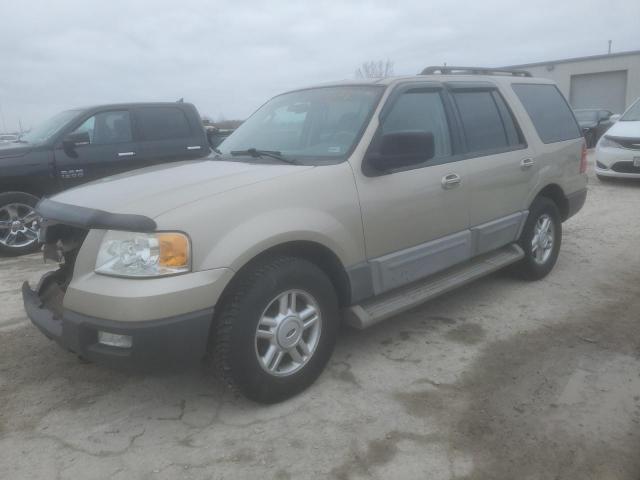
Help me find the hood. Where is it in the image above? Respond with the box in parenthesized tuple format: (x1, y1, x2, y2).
(0, 143, 33, 159)
(604, 120, 640, 138)
(51, 159, 313, 218)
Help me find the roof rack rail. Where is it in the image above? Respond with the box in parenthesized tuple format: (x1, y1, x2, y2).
(420, 66, 532, 77)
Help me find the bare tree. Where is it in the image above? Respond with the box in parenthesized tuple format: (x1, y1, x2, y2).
(355, 59, 394, 79)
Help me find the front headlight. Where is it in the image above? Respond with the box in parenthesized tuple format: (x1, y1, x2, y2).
(598, 136, 623, 149)
(95, 230, 190, 278)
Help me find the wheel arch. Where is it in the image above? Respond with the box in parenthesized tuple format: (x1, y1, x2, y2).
(532, 184, 569, 221)
(218, 240, 352, 308)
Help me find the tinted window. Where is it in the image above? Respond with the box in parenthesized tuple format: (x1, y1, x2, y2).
(382, 90, 452, 158)
(453, 91, 509, 151)
(137, 107, 191, 140)
(72, 110, 132, 145)
(512, 84, 581, 143)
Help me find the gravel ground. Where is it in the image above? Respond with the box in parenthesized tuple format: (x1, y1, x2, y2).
(1, 156, 640, 480)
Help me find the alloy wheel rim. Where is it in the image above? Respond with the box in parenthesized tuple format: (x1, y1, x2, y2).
(531, 213, 554, 265)
(0, 203, 40, 248)
(255, 289, 322, 377)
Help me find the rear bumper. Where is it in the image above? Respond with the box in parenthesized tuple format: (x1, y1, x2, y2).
(22, 281, 213, 370)
(565, 188, 587, 220)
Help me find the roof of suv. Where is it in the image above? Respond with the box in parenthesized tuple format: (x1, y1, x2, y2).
(300, 70, 556, 89)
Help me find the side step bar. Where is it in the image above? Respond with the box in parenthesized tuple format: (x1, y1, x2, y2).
(345, 244, 524, 329)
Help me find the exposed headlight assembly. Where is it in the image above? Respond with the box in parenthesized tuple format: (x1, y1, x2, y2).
(95, 230, 190, 278)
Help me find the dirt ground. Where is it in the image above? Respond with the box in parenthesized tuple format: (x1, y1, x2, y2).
(1, 156, 640, 479)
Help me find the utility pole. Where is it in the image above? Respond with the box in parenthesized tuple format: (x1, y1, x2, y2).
(608, 40, 612, 54)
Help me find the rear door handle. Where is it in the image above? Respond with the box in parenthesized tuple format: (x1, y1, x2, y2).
(520, 158, 534, 169)
(441, 173, 462, 189)
(118, 151, 136, 157)
(187, 145, 202, 150)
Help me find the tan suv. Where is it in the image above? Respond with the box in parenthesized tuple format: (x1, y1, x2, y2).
(23, 67, 587, 403)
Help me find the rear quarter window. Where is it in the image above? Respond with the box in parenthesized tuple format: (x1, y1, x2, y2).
(512, 84, 581, 144)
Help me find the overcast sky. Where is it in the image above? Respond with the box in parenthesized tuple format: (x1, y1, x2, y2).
(1, 0, 638, 131)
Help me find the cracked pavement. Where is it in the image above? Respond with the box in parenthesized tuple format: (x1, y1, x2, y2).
(2, 157, 640, 479)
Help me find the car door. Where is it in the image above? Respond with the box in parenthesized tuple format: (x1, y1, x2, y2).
(353, 83, 471, 294)
(447, 84, 533, 256)
(54, 109, 141, 189)
(133, 105, 207, 166)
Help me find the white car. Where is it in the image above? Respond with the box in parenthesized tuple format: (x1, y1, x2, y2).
(595, 97, 640, 179)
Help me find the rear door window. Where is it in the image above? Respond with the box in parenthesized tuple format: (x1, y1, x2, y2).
(452, 90, 510, 152)
(136, 107, 192, 140)
(512, 84, 581, 143)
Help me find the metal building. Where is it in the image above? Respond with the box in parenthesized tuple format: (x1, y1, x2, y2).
(506, 49, 640, 114)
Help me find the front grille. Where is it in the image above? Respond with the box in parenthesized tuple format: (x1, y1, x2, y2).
(608, 136, 640, 150)
(611, 162, 640, 174)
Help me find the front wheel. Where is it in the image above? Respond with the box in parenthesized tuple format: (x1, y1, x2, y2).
(212, 256, 339, 403)
(512, 197, 562, 280)
(0, 191, 41, 256)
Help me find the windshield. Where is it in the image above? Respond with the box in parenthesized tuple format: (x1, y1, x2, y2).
(217, 85, 384, 164)
(19, 109, 80, 144)
(574, 110, 597, 122)
(621, 99, 640, 121)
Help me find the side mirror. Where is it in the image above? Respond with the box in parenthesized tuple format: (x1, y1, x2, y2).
(368, 132, 435, 172)
(63, 131, 90, 149)
(609, 114, 621, 123)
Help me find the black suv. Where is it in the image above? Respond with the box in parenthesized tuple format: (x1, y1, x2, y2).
(0, 102, 209, 255)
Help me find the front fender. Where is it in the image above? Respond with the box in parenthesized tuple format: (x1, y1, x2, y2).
(201, 207, 361, 272)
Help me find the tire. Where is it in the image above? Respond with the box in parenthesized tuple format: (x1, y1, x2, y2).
(212, 256, 340, 403)
(0, 191, 41, 257)
(512, 197, 562, 280)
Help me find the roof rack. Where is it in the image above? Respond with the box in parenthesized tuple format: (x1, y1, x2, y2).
(420, 66, 532, 77)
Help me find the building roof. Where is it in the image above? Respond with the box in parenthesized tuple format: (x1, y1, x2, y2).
(504, 49, 640, 69)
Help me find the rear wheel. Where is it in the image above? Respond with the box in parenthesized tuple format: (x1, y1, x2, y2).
(512, 197, 562, 280)
(212, 256, 339, 403)
(0, 192, 41, 256)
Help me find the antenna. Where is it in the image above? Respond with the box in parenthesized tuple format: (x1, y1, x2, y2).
(608, 40, 612, 54)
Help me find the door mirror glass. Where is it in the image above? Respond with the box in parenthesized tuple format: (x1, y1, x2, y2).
(368, 132, 435, 171)
(598, 111, 611, 122)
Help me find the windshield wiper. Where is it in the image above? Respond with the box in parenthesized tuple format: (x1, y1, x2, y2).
(230, 148, 300, 165)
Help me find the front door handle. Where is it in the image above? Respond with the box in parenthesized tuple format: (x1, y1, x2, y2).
(520, 158, 534, 169)
(441, 173, 462, 189)
(118, 151, 136, 157)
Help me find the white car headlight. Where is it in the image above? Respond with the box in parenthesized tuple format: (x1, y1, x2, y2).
(95, 230, 191, 278)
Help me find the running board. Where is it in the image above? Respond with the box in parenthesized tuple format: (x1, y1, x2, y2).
(345, 244, 524, 329)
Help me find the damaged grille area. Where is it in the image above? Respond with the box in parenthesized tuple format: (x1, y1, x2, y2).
(36, 222, 89, 315)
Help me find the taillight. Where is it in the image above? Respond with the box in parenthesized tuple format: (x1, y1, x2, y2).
(580, 142, 587, 174)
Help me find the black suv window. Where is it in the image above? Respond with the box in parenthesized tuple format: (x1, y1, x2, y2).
(72, 111, 132, 145)
(136, 107, 192, 140)
(452, 90, 512, 152)
(382, 90, 452, 158)
(512, 84, 581, 143)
